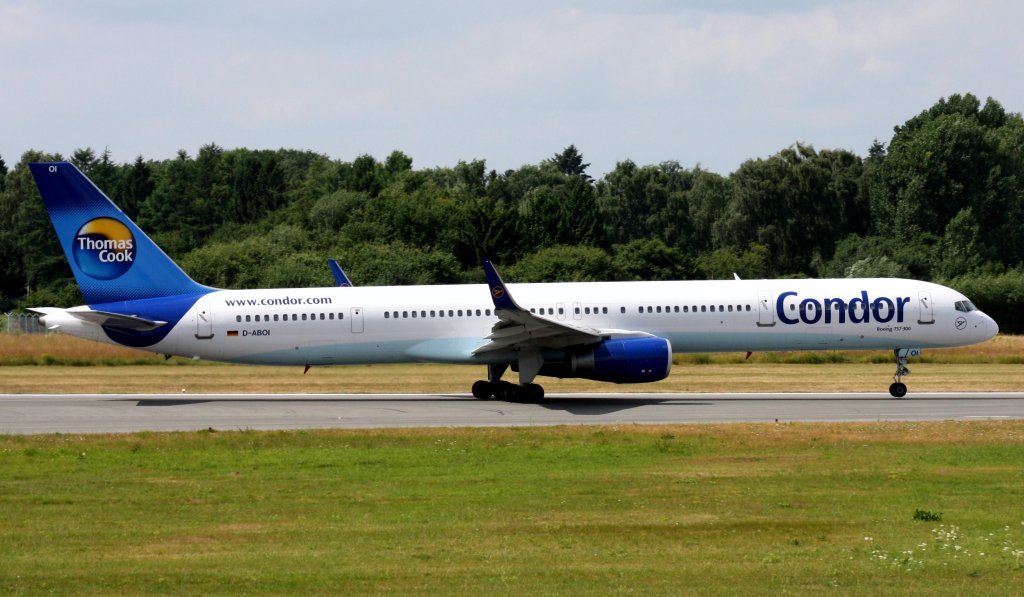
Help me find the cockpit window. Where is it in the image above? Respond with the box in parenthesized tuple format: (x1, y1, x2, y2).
(954, 300, 978, 313)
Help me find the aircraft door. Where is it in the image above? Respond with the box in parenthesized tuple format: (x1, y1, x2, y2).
(351, 307, 364, 333)
(756, 291, 775, 327)
(195, 299, 214, 339)
(572, 302, 582, 320)
(917, 291, 934, 324)
(556, 303, 566, 321)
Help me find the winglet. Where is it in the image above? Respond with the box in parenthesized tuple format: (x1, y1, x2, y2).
(327, 259, 354, 287)
(482, 260, 524, 312)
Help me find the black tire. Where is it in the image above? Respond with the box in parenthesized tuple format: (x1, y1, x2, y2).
(523, 383, 545, 402)
(889, 382, 908, 398)
(472, 380, 493, 399)
(495, 381, 518, 401)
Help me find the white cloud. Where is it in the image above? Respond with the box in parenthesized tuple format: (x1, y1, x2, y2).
(1, 0, 1022, 176)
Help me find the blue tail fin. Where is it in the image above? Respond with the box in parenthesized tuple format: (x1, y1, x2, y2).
(29, 162, 211, 305)
(327, 258, 354, 287)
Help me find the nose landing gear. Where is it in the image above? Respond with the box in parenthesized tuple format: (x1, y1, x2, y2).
(889, 348, 914, 398)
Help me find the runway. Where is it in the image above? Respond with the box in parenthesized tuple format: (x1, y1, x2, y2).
(2, 391, 1024, 434)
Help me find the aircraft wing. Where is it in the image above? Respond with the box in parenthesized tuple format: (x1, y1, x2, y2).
(473, 260, 653, 355)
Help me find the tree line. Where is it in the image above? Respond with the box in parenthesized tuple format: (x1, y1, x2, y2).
(1, 93, 1023, 332)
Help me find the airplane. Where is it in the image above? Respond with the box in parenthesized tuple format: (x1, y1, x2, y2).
(28, 162, 998, 400)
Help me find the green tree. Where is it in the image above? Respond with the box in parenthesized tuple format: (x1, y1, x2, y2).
(506, 245, 621, 282)
(548, 145, 591, 180)
(868, 94, 1024, 269)
(696, 244, 770, 280)
(0, 152, 72, 305)
(597, 160, 695, 247)
(114, 156, 155, 221)
(717, 144, 864, 275)
(612, 238, 696, 281)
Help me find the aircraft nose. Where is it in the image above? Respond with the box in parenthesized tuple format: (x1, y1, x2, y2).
(984, 314, 999, 339)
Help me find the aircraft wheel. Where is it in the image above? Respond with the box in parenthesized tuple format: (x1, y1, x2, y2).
(495, 381, 517, 401)
(889, 382, 908, 399)
(472, 380, 493, 399)
(523, 383, 545, 402)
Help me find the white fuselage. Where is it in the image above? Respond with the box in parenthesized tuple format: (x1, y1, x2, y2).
(45, 278, 998, 367)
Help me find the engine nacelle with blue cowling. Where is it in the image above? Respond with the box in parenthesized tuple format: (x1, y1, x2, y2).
(531, 337, 672, 383)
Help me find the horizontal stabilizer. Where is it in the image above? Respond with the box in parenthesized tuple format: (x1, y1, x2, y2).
(66, 307, 168, 331)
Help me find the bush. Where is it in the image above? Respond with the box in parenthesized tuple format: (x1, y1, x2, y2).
(913, 509, 942, 522)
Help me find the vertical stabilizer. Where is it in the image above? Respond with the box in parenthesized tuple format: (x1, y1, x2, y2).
(29, 162, 210, 304)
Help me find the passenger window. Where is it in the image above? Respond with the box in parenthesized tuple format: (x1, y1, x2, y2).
(603, 307, 608, 314)
(292, 314, 297, 321)
(701, 306, 707, 313)
(647, 306, 653, 314)
(384, 312, 389, 319)
(245, 315, 251, 322)
(530, 308, 536, 313)
(638, 306, 643, 314)
(255, 315, 261, 322)
(486, 309, 491, 316)
(340, 313, 344, 319)
(674, 306, 679, 313)
(575, 306, 581, 315)
(457, 310, 463, 317)
(620, 307, 625, 314)
(403, 311, 408, 318)
(448, 310, 454, 317)
(236, 315, 241, 322)
(584, 307, 590, 315)
(558, 307, 564, 315)
(301, 314, 307, 321)
(274, 314, 280, 321)
(320, 313, 325, 320)
(656, 306, 662, 313)
(683, 306, 688, 313)
(728, 305, 733, 312)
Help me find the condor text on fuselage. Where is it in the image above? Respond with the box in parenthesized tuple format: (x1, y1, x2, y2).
(776, 290, 910, 325)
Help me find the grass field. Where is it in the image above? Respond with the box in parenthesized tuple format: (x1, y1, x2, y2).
(1, 334, 1023, 394)
(2, 423, 1023, 595)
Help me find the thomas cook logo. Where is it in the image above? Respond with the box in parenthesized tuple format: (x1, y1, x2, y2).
(72, 218, 135, 280)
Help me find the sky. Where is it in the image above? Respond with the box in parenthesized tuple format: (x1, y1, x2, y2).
(2, 0, 1023, 178)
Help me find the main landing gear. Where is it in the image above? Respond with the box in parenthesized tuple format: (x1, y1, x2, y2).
(471, 363, 545, 402)
(889, 348, 911, 398)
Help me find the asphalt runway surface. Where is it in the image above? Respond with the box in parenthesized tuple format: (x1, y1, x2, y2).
(2, 391, 1024, 434)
